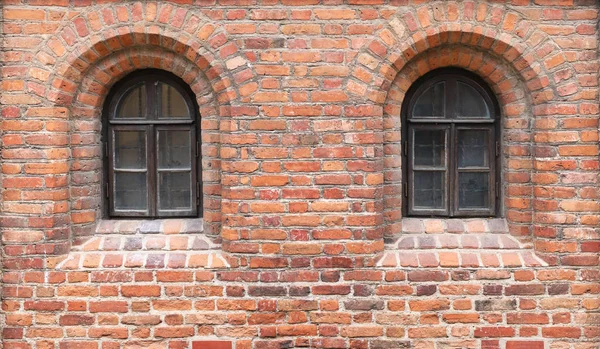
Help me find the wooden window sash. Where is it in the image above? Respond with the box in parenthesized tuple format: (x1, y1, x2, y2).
(104, 70, 200, 218)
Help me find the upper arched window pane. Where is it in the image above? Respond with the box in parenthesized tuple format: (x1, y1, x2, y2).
(159, 82, 191, 119)
(412, 81, 445, 117)
(111, 76, 192, 121)
(456, 81, 490, 118)
(116, 83, 146, 119)
(408, 72, 494, 121)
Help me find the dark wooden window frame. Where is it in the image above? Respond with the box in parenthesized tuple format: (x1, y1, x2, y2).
(102, 69, 201, 218)
(401, 68, 501, 217)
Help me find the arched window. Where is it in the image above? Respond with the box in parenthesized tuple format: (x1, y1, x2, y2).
(402, 68, 500, 217)
(103, 70, 200, 218)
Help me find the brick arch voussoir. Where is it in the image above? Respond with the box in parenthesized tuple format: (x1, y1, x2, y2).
(75, 47, 216, 110)
(51, 31, 243, 109)
(386, 29, 552, 104)
(412, 0, 576, 87)
(348, 1, 578, 111)
(32, 2, 254, 112)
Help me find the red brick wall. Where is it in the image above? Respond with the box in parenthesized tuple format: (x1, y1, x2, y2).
(1, 1, 599, 348)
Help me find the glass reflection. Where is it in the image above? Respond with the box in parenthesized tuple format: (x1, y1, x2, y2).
(414, 129, 446, 167)
(457, 82, 490, 118)
(458, 172, 489, 209)
(413, 82, 445, 117)
(414, 171, 445, 209)
(114, 172, 147, 210)
(159, 83, 190, 118)
(158, 130, 191, 169)
(159, 172, 192, 210)
(114, 131, 146, 169)
(116, 84, 146, 118)
(458, 130, 488, 168)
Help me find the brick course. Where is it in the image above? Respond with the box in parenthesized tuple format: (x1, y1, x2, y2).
(0, 1, 599, 348)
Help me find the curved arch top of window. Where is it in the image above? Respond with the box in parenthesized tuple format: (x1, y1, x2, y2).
(402, 68, 500, 218)
(104, 70, 200, 219)
(110, 73, 194, 122)
(408, 70, 495, 121)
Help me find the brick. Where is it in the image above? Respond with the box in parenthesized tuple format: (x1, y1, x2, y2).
(506, 342, 544, 349)
(542, 327, 581, 338)
(192, 342, 232, 349)
(474, 327, 515, 337)
(341, 326, 383, 338)
(59, 315, 95, 326)
(121, 285, 161, 297)
(4, 9, 46, 20)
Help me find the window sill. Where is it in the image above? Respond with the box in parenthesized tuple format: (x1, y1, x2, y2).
(54, 217, 228, 270)
(95, 218, 204, 235)
(400, 217, 508, 234)
(377, 217, 547, 268)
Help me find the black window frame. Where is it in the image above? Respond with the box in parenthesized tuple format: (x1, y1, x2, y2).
(401, 68, 501, 218)
(102, 69, 201, 218)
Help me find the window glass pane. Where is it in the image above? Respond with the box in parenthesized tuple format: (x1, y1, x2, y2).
(458, 130, 489, 168)
(458, 172, 489, 209)
(159, 83, 190, 118)
(414, 129, 446, 167)
(412, 82, 445, 117)
(114, 131, 146, 169)
(114, 172, 147, 210)
(158, 130, 191, 169)
(116, 84, 146, 118)
(413, 171, 445, 209)
(159, 172, 192, 211)
(457, 81, 490, 118)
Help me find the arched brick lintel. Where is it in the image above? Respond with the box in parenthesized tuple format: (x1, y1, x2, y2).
(27, 2, 257, 110)
(68, 46, 225, 244)
(382, 45, 534, 241)
(349, 2, 582, 261)
(42, 24, 250, 110)
(349, 25, 574, 107)
(23, 3, 257, 257)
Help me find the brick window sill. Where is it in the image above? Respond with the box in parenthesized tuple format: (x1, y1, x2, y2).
(377, 217, 547, 268)
(95, 218, 204, 235)
(400, 217, 509, 234)
(54, 218, 231, 270)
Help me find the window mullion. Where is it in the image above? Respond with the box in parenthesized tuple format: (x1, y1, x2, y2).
(148, 79, 157, 120)
(489, 125, 497, 215)
(408, 125, 415, 215)
(446, 77, 457, 120)
(147, 125, 157, 217)
(447, 77, 456, 216)
(449, 123, 456, 217)
(191, 127, 199, 216)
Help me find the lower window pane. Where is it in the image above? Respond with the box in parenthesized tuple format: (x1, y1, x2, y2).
(114, 130, 146, 169)
(158, 129, 191, 169)
(114, 172, 147, 210)
(458, 172, 489, 209)
(414, 171, 445, 209)
(159, 172, 192, 211)
(458, 129, 489, 168)
(414, 129, 446, 167)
